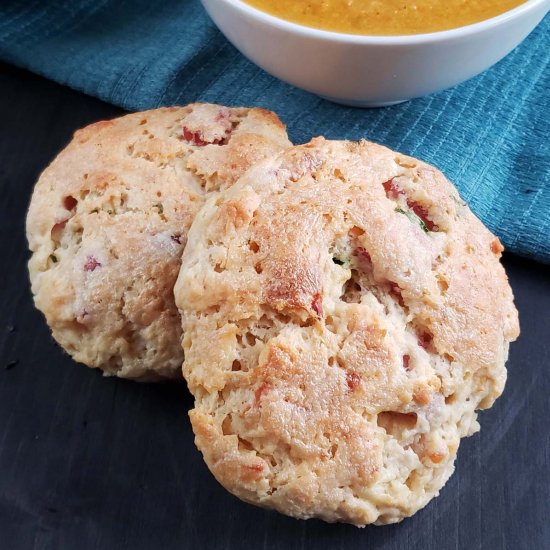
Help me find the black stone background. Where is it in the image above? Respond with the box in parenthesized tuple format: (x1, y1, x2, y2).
(0, 63, 548, 550)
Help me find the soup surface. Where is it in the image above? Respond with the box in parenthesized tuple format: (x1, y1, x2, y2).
(243, 0, 527, 35)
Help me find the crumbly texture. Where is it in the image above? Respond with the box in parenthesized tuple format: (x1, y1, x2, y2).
(26, 104, 291, 381)
(175, 138, 519, 524)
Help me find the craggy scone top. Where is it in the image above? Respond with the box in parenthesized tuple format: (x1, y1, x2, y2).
(175, 138, 519, 524)
(26, 104, 291, 380)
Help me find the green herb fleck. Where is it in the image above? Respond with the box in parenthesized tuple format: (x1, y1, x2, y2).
(333, 258, 344, 266)
(90, 208, 99, 214)
(153, 202, 164, 214)
(49, 254, 58, 263)
(395, 207, 429, 234)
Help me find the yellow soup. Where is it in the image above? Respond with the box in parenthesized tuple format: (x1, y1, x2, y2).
(243, 0, 527, 35)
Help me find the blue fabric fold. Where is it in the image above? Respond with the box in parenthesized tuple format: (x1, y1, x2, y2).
(1, 0, 549, 262)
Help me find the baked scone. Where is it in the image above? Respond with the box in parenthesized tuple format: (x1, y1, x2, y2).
(175, 138, 519, 524)
(26, 104, 291, 381)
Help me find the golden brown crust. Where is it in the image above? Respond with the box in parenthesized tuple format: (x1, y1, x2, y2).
(26, 104, 291, 380)
(175, 138, 519, 524)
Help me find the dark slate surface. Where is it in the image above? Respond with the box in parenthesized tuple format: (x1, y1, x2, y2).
(0, 63, 548, 550)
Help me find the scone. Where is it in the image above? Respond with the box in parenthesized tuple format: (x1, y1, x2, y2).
(26, 104, 291, 381)
(175, 138, 519, 524)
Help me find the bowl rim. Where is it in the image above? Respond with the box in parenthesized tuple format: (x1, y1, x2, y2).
(212, 0, 549, 43)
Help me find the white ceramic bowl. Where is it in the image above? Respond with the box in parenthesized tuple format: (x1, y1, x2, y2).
(200, 0, 550, 107)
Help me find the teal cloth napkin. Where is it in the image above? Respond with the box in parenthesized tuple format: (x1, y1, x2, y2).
(1, 1, 549, 262)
